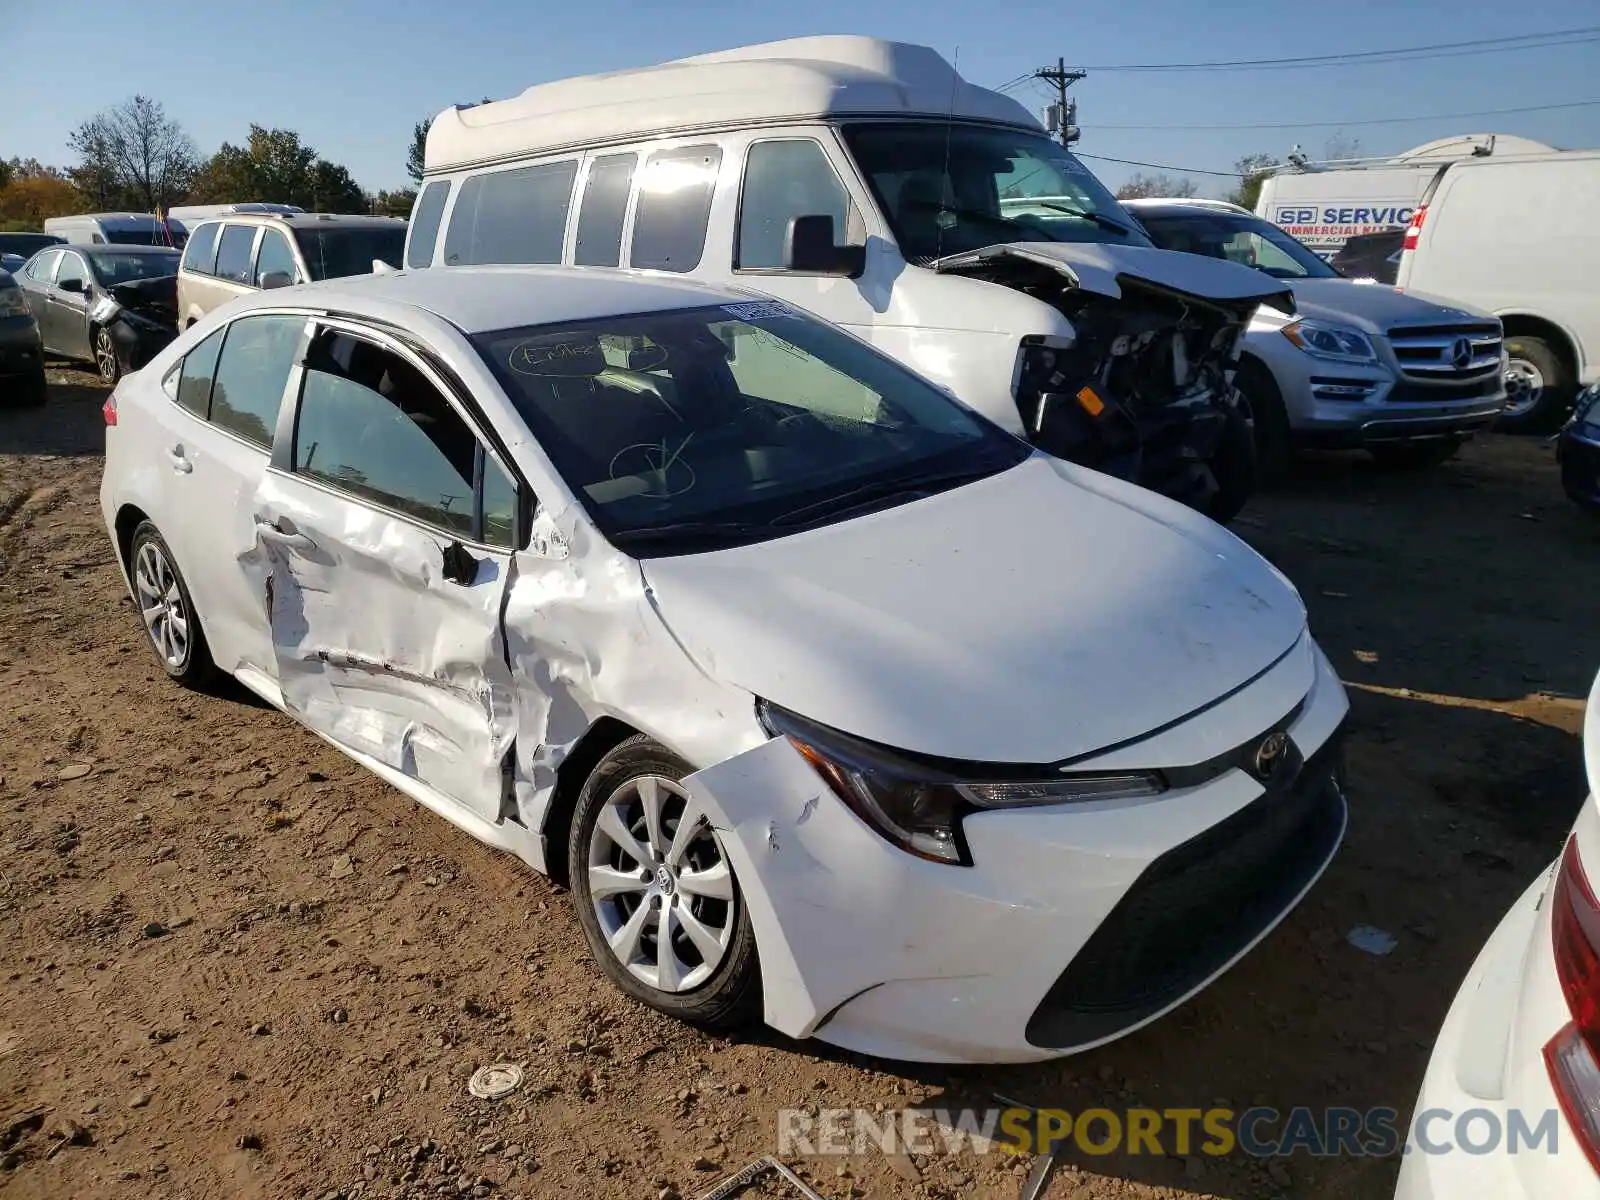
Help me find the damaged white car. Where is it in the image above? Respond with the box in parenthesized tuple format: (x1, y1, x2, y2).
(101, 266, 1349, 1063)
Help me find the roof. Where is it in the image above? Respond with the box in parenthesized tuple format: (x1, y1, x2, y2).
(1121, 198, 1256, 216)
(189, 212, 405, 232)
(425, 36, 1039, 172)
(229, 264, 748, 335)
(77, 244, 180, 255)
(44, 213, 161, 226)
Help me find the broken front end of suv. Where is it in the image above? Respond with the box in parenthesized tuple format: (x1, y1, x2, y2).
(937, 243, 1295, 522)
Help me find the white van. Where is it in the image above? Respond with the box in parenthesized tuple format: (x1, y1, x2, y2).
(1397, 149, 1600, 431)
(410, 37, 1292, 520)
(42, 213, 172, 247)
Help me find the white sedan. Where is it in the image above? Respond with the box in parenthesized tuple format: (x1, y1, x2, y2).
(1396, 669, 1600, 1197)
(99, 265, 1349, 1063)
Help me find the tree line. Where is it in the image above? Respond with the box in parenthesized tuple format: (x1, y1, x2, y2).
(0, 95, 422, 232)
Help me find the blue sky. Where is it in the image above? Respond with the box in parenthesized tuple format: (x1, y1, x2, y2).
(5, 0, 1598, 197)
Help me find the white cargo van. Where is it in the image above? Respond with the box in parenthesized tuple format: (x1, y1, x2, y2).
(410, 37, 1293, 520)
(1397, 149, 1600, 431)
(42, 213, 172, 247)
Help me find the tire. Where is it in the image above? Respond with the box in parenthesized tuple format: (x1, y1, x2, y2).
(93, 325, 121, 385)
(1235, 359, 1293, 482)
(1369, 439, 1462, 469)
(128, 521, 214, 687)
(568, 735, 761, 1031)
(1501, 336, 1572, 434)
(1204, 397, 1258, 524)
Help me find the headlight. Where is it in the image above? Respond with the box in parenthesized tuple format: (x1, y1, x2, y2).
(0, 287, 28, 318)
(758, 702, 1165, 866)
(1281, 319, 1377, 364)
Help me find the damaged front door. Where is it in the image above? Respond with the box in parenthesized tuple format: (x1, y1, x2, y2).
(251, 321, 519, 826)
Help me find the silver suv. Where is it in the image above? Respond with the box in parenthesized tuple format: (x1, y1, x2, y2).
(1126, 199, 1507, 471)
(176, 213, 405, 327)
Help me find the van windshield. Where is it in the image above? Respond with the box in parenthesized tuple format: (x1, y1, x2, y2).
(842, 123, 1154, 264)
(105, 229, 170, 246)
(473, 302, 1028, 556)
(294, 227, 406, 280)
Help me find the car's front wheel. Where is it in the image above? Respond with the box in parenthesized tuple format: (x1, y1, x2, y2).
(93, 326, 121, 385)
(129, 521, 213, 687)
(568, 735, 761, 1031)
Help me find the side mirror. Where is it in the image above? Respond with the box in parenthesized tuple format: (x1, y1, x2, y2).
(371, 259, 396, 275)
(57, 277, 85, 294)
(258, 270, 294, 290)
(783, 214, 865, 277)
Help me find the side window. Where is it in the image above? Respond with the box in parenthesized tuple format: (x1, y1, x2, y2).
(442, 160, 578, 266)
(210, 315, 303, 448)
(480, 454, 518, 550)
(406, 180, 450, 268)
(215, 224, 258, 285)
(54, 252, 87, 290)
(294, 330, 478, 536)
(182, 223, 221, 275)
(630, 144, 721, 272)
(175, 327, 225, 417)
(254, 229, 298, 286)
(26, 249, 60, 282)
(573, 154, 635, 267)
(737, 140, 858, 270)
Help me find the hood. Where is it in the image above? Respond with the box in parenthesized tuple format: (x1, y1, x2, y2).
(641, 456, 1306, 764)
(1273, 277, 1497, 336)
(934, 241, 1295, 315)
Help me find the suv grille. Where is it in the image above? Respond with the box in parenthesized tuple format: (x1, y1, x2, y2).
(1024, 733, 1346, 1049)
(1388, 323, 1502, 381)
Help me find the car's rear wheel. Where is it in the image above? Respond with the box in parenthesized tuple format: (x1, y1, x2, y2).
(1500, 336, 1572, 433)
(568, 735, 760, 1031)
(93, 326, 121, 385)
(1369, 439, 1462, 469)
(129, 521, 213, 687)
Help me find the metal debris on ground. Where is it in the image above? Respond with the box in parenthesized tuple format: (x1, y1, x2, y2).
(994, 1093, 1062, 1200)
(695, 1155, 830, 1200)
(1346, 925, 1399, 955)
(466, 1063, 523, 1101)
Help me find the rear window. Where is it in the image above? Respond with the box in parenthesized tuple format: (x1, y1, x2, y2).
(294, 227, 405, 280)
(406, 181, 450, 268)
(630, 145, 721, 272)
(443, 161, 578, 266)
(0, 233, 62, 257)
(182, 223, 221, 275)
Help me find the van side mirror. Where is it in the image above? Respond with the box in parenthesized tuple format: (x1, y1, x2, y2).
(783, 215, 865, 277)
(258, 270, 294, 290)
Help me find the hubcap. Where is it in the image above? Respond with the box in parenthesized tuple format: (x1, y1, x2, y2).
(586, 775, 735, 993)
(95, 329, 117, 382)
(1504, 357, 1545, 418)
(134, 541, 189, 669)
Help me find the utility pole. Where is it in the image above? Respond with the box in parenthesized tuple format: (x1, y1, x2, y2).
(1035, 57, 1086, 146)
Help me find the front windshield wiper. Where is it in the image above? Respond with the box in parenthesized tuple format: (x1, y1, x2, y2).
(1019, 199, 1138, 237)
(771, 461, 1007, 527)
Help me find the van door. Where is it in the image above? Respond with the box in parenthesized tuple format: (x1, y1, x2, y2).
(248, 319, 520, 825)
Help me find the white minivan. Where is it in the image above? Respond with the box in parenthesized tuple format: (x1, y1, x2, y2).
(43, 212, 171, 247)
(1397, 149, 1600, 431)
(408, 36, 1293, 521)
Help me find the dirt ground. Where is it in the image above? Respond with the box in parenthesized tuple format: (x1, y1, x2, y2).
(2, 366, 1598, 1200)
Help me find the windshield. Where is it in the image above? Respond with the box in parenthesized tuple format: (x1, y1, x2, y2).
(842, 123, 1154, 263)
(294, 227, 405, 280)
(105, 229, 170, 246)
(86, 250, 180, 285)
(474, 302, 1028, 556)
(1137, 208, 1337, 279)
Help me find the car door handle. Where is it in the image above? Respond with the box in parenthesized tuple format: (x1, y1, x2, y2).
(254, 518, 313, 552)
(166, 445, 193, 474)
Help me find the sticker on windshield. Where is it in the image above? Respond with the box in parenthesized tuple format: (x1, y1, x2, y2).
(721, 300, 797, 321)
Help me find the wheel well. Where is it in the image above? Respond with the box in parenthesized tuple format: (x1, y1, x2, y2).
(1500, 315, 1579, 377)
(114, 504, 149, 571)
(540, 716, 639, 888)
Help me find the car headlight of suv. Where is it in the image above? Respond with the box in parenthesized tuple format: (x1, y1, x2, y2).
(758, 701, 1165, 866)
(0, 287, 29, 319)
(1281, 318, 1377, 364)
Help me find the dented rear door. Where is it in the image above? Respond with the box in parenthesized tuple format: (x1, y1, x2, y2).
(248, 319, 519, 826)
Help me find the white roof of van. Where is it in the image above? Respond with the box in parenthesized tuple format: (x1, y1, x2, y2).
(425, 36, 1039, 172)
(44, 213, 160, 226)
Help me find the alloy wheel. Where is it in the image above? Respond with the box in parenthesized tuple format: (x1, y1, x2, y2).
(94, 328, 118, 384)
(586, 774, 736, 993)
(134, 541, 189, 670)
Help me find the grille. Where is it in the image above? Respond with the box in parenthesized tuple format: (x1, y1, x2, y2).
(1387, 323, 1503, 381)
(1024, 735, 1346, 1049)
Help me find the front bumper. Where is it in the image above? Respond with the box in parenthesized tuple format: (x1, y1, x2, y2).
(1559, 429, 1600, 509)
(686, 634, 1349, 1063)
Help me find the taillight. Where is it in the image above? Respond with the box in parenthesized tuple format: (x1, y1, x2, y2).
(1544, 835, 1600, 1172)
(102, 392, 117, 427)
(1402, 205, 1428, 251)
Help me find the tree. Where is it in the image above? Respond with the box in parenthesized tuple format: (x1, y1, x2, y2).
(1115, 172, 1199, 201)
(1323, 133, 1364, 163)
(309, 159, 366, 213)
(0, 174, 82, 229)
(408, 120, 428, 185)
(1226, 153, 1280, 211)
(373, 188, 418, 219)
(189, 125, 369, 212)
(67, 96, 198, 212)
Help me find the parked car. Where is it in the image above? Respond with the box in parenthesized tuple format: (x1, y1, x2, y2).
(16, 244, 180, 382)
(0, 268, 46, 406)
(0, 232, 64, 276)
(1398, 149, 1600, 432)
(408, 36, 1294, 522)
(88, 274, 179, 379)
(1330, 229, 1403, 284)
(1395, 665, 1600, 1199)
(100, 265, 1350, 1062)
(1558, 384, 1600, 510)
(177, 212, 406, 327)
(43, 213, 173, 247)
(1126, 198, 1506, 472)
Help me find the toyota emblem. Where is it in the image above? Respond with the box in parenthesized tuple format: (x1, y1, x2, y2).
(1253, 731, 1291, 779)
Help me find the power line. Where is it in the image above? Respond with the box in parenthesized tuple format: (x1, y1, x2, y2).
(1092, 98, 1600, 130)
(1076, 152, 1248, 178)
(1077, 26, 1600, 71)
